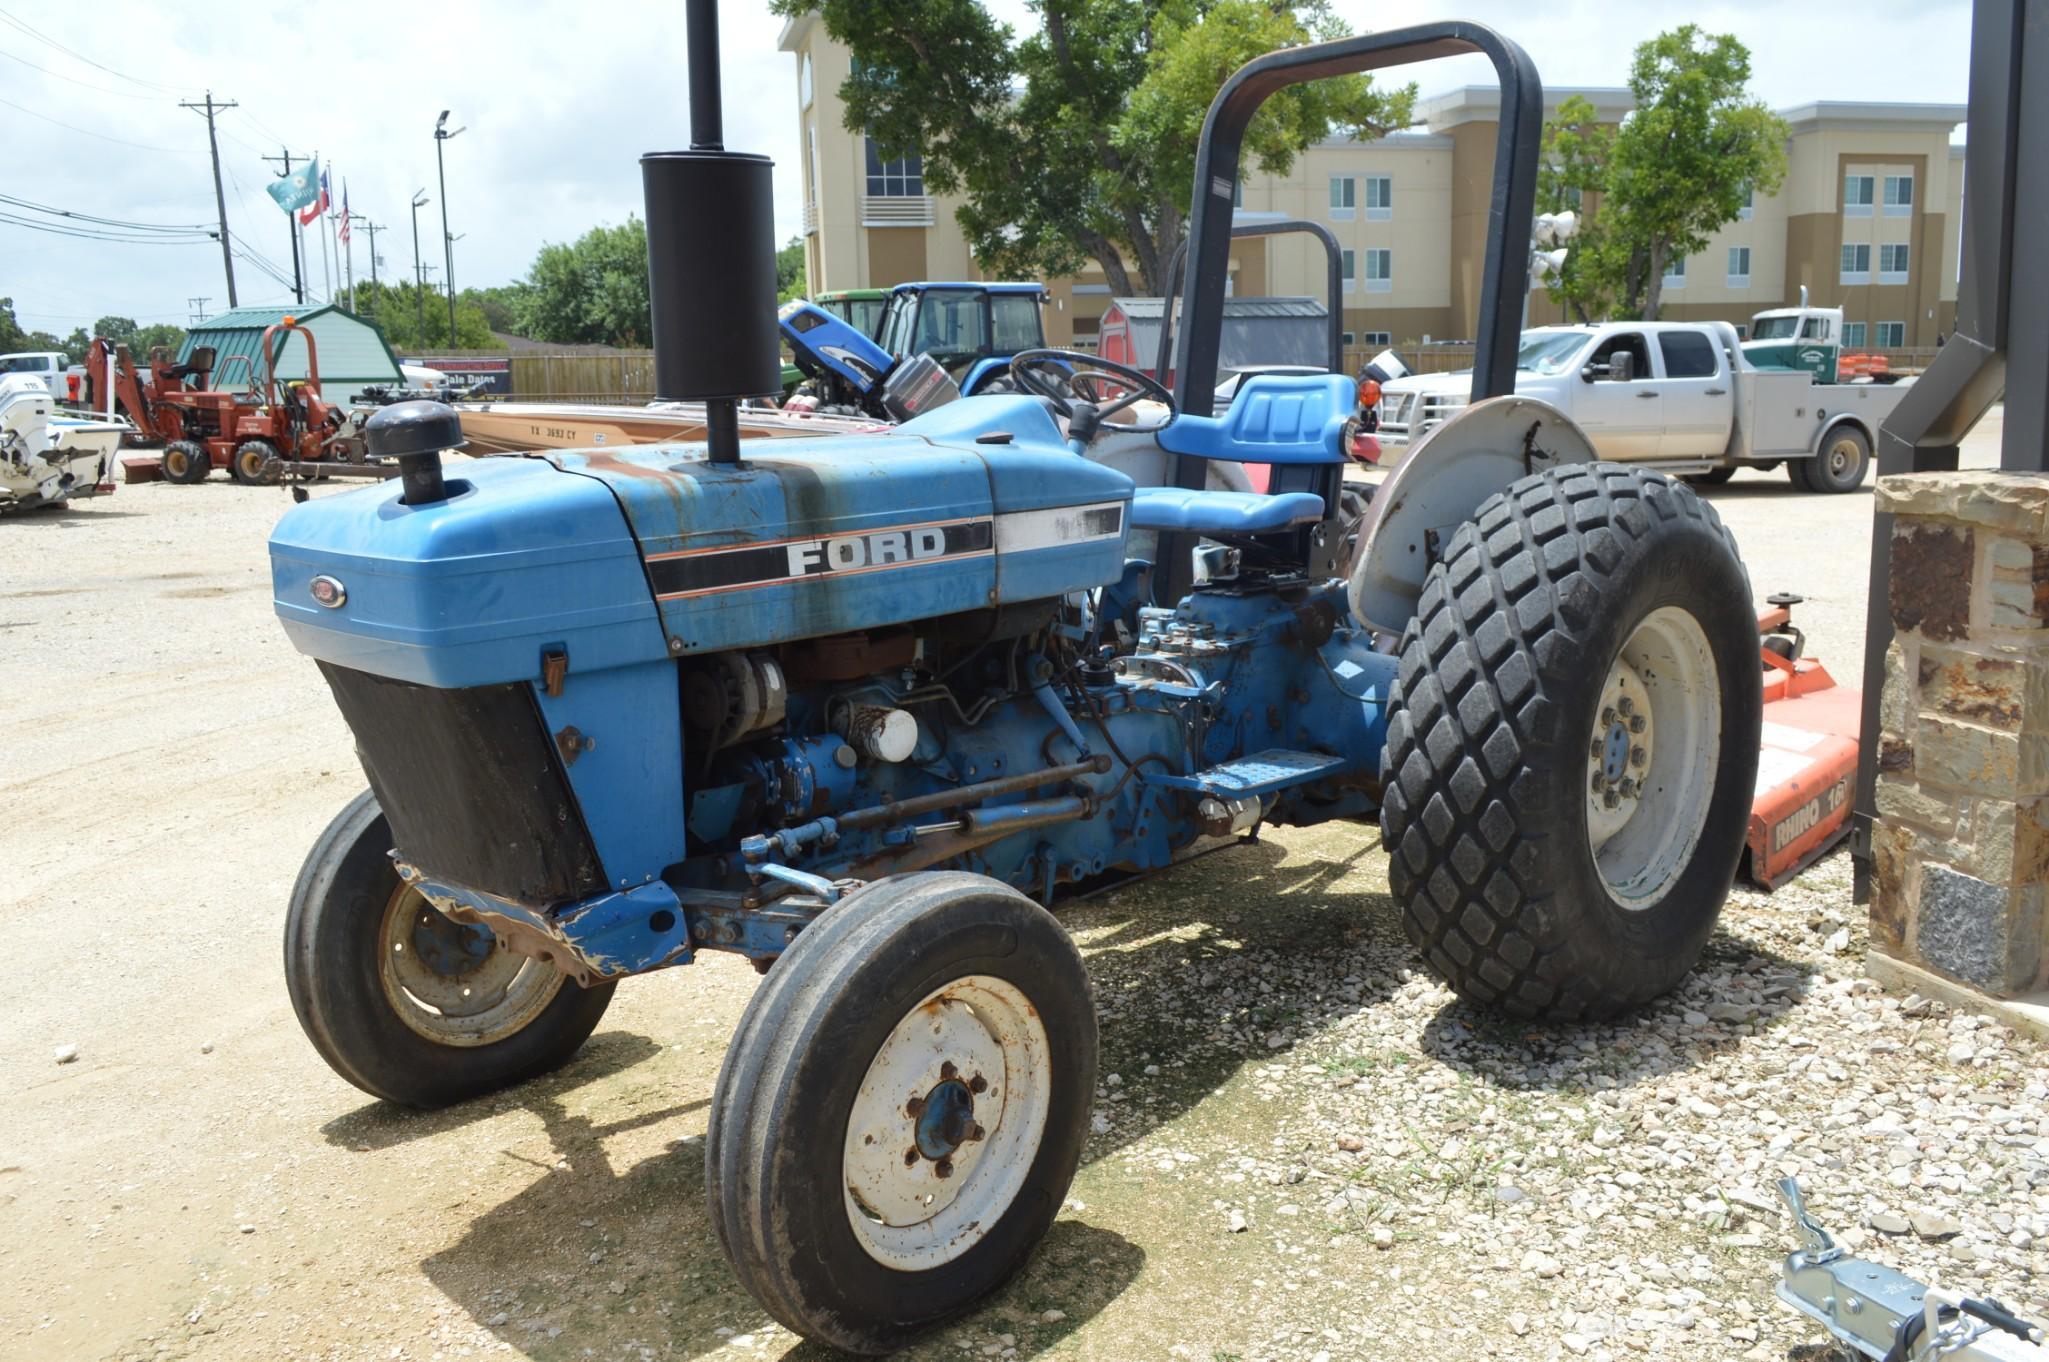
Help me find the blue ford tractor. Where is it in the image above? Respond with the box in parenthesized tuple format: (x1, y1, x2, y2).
(779, 280, 1049, 418)
(271, 8, 1761, 1354)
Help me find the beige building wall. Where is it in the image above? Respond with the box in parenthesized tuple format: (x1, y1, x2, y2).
(783, 16, 1966, 359)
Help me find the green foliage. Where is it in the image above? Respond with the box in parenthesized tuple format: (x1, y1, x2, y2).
(1535, 97, 1616, 324)
(462, 284, 533, 335)
(88, 316, 185, 359)
(779, 0, 1415, 295)
(776, 236, 808, 303)
(345, 280, 501, 350)
(1540, 27, 1788, 321)
(0, 297, 70, 360)
(516, 217, 652, 347)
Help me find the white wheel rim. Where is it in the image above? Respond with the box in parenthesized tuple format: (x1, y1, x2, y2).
(377, 885, 565, 1047)
(841, 974, 1051, 1270)
(1584, 605, 1722, 910)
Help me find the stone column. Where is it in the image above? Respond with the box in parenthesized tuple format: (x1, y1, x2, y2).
(1869, 472, 2049, 1012)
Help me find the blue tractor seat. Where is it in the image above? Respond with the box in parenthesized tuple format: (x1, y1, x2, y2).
(1129, 488, 1325, 535)
(1155, 373, 1354, 465)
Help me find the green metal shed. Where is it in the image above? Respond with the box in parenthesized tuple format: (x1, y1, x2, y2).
(177, 304, 403, 405)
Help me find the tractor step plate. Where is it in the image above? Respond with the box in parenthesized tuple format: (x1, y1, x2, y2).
(1153, 749, 1351, 798)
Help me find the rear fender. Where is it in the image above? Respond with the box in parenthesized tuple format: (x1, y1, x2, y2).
(1348, 396, 1596, 635)
(1808, 411, 1872, 458)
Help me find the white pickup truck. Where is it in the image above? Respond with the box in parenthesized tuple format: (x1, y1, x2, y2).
(1372, 317, 1913, 492)
(1, 351, 73, 400)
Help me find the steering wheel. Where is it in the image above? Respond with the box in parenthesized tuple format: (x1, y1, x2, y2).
(1008, 349, 1177, 438)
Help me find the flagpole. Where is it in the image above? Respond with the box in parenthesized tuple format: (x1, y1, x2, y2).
(343, 180, 355, 312)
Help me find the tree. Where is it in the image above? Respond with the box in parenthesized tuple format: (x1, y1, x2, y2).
(87, 317, 185, 359)
(1534, 97, 1616, 324)
(776, 235, 808, 303)
(463, 285, 533, 336)
(343, 280, 501, 350)
(515, 218, 652, 346)
(779, 0, 1416, 296)
(1541, 27, 1787, 321)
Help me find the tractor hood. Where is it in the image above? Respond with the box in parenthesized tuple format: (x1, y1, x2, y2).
(270, 395, 1133, 685)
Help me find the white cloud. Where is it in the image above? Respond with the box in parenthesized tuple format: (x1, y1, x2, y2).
(2, 0, 1971, 337)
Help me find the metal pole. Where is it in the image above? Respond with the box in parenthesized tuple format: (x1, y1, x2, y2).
(411, 191, 429, 347)
(182, 92, 240, 308)
(262, 147, 306, 304)
(434, 115, 461, 346)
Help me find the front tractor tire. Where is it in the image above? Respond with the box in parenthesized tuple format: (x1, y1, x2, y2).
(707, 872, 1097, 1355)
(1380, 464, 1761, 1020)
(283, 790, 616, 1108)
(160, 440, 209, 484)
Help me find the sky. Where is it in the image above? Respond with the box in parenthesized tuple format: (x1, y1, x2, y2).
(1, 0, 1976, 339)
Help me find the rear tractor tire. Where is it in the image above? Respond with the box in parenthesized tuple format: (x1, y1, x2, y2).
(231, 439, 282, 486)
(283, 790, 616, 1107)
(159, 440, 209, 484)
(1379, 464, 1761, 1019)
(708, 872, 1097, 1354)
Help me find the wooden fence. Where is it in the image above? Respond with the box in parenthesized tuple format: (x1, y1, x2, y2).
(507, 351, 660, 403)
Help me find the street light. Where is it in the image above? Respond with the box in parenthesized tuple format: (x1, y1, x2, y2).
(410, 189, 430, 347)
(1524, 211, 1579, 328)
(434, 111, 465, 347)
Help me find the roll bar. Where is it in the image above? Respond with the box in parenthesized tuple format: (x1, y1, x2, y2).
(1169, 22, 1541, 420)
(1155, 218, 1346, 381)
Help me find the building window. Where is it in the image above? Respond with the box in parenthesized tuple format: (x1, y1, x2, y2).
(799, 54, 813, 108)
(1840, 243, 1872, 284)
(1875, 321, 1905, 347)
(1883, 174, 1914, 216)
(1662, 254, 1687, 289)
(1360, 330, 1391, 347)
(1341, 248, 1356, 293)
(1330, 175, 1355, 220)
(1844, 174, 1875, 216)
(1364, 174, 1392, 220)
(1737, 183, 1753, 221)
(1726, 246, 1751, 287)
(1842, 321, 1867, 347)
(1879, 243, 1910, 283)
(1364, 247, 1391, 293)
(1341, 331, 1355, 347)
(865, 139, 923, 197)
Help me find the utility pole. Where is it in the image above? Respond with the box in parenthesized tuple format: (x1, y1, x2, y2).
(410, 190, 429, 345)
(434, 111, 465, 348)
(188, 297, 210, 325)
(358, 217, 382, 318)
(181, 92, 239, 308)
(260, 146, 306, 304)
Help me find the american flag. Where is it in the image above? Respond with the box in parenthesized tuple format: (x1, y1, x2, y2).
(337, 183, 351, 244)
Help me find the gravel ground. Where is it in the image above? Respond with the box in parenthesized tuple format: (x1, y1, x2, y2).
(2, 412, 2039, 1362)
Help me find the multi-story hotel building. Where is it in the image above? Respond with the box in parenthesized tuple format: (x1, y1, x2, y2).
(780, 12, 1964, 358)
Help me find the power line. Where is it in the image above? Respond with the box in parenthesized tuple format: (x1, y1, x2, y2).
(0, 191, 214, 233)
(0, 211, 215, 243)
(0, 45, 166, 99)
(0, 93, 198, 151)
(0, 7, 186, 93)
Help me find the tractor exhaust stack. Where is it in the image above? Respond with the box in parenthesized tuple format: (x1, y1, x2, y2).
(642, 0, 780, 466)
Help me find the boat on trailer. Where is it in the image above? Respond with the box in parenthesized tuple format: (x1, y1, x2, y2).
(1, 374, 128, 512)
(453, 399, 886, 455)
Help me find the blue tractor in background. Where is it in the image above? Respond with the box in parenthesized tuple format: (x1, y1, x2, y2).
(270, 9, 1761, 1354)
(779, 280, 1049, 419)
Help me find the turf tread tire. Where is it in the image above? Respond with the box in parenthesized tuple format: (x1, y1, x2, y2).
(1378, 463, 1760, 1020)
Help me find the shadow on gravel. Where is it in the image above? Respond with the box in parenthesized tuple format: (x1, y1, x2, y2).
(319, 1030, 670, 1151)
(1692, 478, 1872, 502)
(1417, 927, 1823, 1094)
(2, 505, 149, 525)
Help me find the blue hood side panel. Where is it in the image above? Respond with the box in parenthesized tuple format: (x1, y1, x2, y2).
(269, 458, 670, 689)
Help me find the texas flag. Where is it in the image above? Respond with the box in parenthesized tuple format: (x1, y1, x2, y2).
(298, 166, 330, 226)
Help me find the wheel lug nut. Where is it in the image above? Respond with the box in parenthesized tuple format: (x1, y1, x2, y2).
(1618, 697, 1634, 716)
(1591, 739, 1606, 759)
(1601, 707, 1617, 727)
(940, 1061, 958, 1080)
(904, 1147, 919, 1167)
(968, 1073, 987, 1094)
(1602, 790, 1620, 809)
(1629, 715, 1646, 733)
(1591, 771, 1605, 792)
(1620, 778, 1637, 799)
(1631, 746, 1647, 767)
(934, 1158, 954, 1179)
(905, 1095, 925, 1118)
(967, 1123, 986, 1142)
